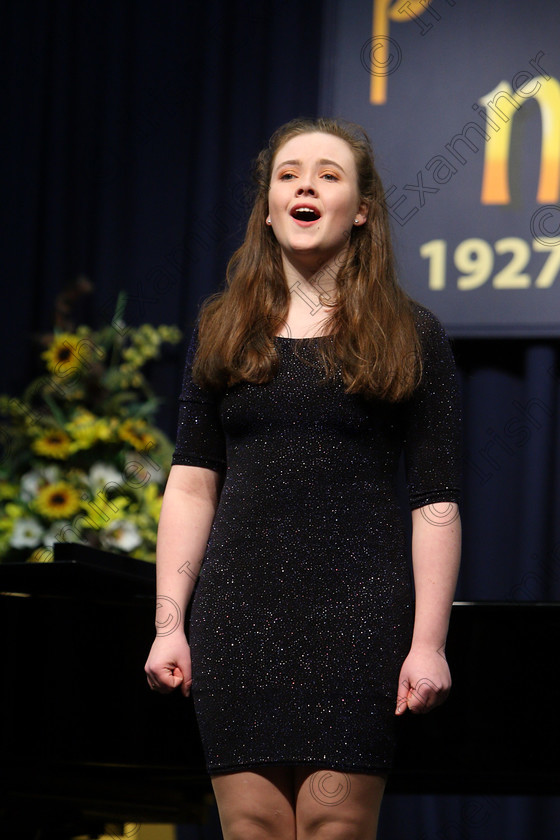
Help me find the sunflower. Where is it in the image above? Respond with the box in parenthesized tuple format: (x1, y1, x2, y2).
(28, 547, 54, 563)
(32, 429, 73, 459)
(42, 333, 89, 376)
(35, 481, 82, 520)
(66, 410, 115, 451)
(118, 419, 157, 451)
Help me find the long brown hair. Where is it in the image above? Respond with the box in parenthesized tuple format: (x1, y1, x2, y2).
(193, 117, 422, 401)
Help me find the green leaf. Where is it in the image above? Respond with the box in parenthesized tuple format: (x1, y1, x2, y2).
(42, 393, 68, 427)
(113, 290, 128, 325)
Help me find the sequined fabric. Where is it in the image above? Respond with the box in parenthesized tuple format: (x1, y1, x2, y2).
(172, 304, 461, 775)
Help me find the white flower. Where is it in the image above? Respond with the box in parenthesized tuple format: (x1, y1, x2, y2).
(123, 452, 162, 487)
(10, 518, 44, 549)
(102, 520, 142, 552)
(42, 465, 61, 484)
(20, 471, 41, 501)
(21, 466, 62, 501)
(43, 520, 79, 547)
(88, 462, 123, 490)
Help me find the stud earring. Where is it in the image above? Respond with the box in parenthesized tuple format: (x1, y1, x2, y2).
(354, 218, 359, 224)
(266, 217, 272, 225)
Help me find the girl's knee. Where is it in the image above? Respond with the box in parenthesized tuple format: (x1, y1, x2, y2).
(211, 768, 296, 840)
(295, 769, 385, 840)
(298, 814, 376, 840)
(220, 813, 294, 840)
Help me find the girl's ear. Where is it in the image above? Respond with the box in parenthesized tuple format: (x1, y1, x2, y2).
(354, 202, 369, 226)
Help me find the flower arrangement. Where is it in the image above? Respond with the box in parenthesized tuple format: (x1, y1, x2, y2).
(0, 291, 182, 563)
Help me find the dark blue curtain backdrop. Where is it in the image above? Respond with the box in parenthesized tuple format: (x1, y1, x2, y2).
(2, 1, 559, 838)
(2, 0, 325, 428)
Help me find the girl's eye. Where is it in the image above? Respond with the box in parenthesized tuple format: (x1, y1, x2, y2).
(322, 172, 338, 181)
(279, 172, 296, 180)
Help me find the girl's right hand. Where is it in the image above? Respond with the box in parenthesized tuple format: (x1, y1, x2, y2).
(144, 632, 192, 697)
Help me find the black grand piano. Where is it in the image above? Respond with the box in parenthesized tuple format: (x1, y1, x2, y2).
(1, 545, 559, 838)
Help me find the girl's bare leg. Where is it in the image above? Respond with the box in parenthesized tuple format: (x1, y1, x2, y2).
(211, 764, 386, 840)
(211, 767, 296, 840)
(294, 767, 386, 840)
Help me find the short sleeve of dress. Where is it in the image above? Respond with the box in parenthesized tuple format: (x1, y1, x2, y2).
(404, 305, 462, 510)
(171, 326, 227, 473)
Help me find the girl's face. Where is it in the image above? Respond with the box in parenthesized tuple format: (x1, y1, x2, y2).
(268, 132, 368, 276)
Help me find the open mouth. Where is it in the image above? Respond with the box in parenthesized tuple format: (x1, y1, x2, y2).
(290, 206, 321, 222)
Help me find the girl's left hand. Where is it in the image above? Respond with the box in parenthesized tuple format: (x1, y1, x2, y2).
(394, 646, 452, 715)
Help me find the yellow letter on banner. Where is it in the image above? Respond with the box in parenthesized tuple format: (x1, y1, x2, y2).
(370, 0, 434, 104)
(479, 76, 560, 204)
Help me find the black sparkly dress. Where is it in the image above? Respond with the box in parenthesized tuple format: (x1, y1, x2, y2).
(171, 304, 461, 776)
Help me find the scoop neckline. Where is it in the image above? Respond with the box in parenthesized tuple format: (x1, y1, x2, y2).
(274, 334, 333, 341)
